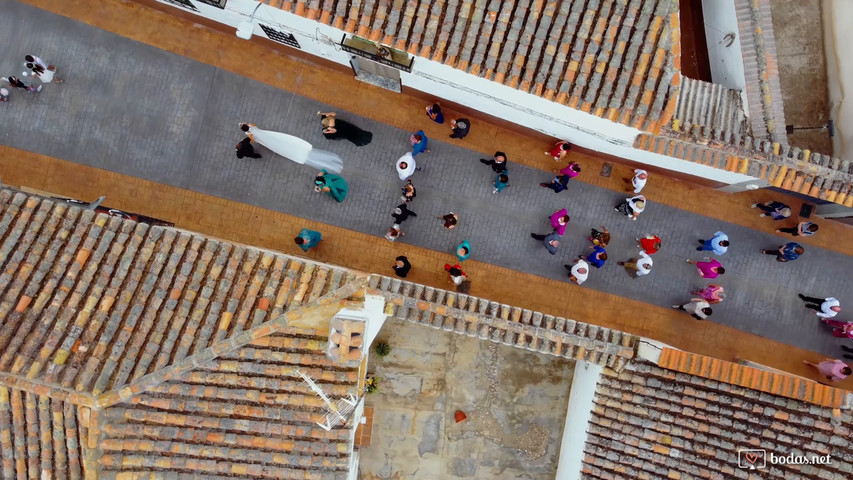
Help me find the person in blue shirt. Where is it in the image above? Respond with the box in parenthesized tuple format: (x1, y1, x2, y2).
(425, 103, 444, 124)
(493, 172, 509, 194)
(584, 245, 608, 268)
(411, 130, 429, 157)
(294, 228, 322, 252)
(697, 231, 729, 255)
(760, 242, 803, 262)
(455, 240, 471, 262)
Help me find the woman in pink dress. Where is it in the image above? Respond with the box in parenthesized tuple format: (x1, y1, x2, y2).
(691, 284, 725, 304)
(802, 359, 851, 382)
(686, 258, 725, 279)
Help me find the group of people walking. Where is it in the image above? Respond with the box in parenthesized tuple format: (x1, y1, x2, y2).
(2, 54, 63, 102)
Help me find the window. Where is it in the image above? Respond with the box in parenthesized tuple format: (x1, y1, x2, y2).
(195, 0, 227, 8)
(161, 0, 198, 11)
(259, 24, 301, 49)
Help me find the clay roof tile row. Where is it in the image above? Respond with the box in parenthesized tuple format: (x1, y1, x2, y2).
(267, 0, 681, 131)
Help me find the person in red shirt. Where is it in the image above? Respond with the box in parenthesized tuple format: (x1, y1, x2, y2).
(638, 234, 661, 254)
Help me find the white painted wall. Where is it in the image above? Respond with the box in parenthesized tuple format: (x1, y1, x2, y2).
(159, 0, 760, 186)
(822, 0, 853, 161)
(555, 361, 604, 480)
(701, 0, 748, 93)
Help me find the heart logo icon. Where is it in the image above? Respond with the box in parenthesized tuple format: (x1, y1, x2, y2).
(745, 453, 758, 464)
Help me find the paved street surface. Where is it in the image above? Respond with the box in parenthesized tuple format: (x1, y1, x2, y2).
(1, 0, 851, 356)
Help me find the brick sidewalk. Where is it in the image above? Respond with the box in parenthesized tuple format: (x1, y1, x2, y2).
(3, 0, 853, 384)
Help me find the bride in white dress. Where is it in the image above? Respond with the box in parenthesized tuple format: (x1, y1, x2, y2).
(239, 123, 343, 174)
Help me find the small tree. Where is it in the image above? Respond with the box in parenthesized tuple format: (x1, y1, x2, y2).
(374, 340, 391, 357)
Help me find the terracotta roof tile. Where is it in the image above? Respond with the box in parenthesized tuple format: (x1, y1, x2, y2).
(0, 188, 364, 406)
(99, 328, 356, 478)
(583, 361, 853, 479)
(273, 0, 679, 131)
(0, 387, 84, 480)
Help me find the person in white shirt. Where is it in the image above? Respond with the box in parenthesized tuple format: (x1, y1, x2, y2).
(629, 169, 648, 194)
(615, 195, 646, 221)
(617, 251, 653, 277)
(396, 152, 419, 181)
(672, 299, 712, 320)
(799, 294, 841, 318)
(564, 259, 589, 285)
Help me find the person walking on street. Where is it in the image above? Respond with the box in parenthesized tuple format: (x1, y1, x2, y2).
(410, 130, 429, 157)
(0, 88, 8, 102)
(480, 151, 508, 173)
(556, 161, 581, 179)
(691, 284, 725, 304)
(584, 245, 607, 268)
(549, 209, 570, 235)
(455, 240, 471, 262)
(589, 226, 610, 247)
(493, 172, 510, 194)
(617, 251, 653, 277)
(802, 358, 851, 382)
(546, 141, 572, 161)
(385, 224, 404, 242)
(564, 259, 589, 285)
(697, 231, 729, 254)
(425, 103, 444, 124)
(235, 137, 262, 159)
(401, 179, 417, 203)
(438, 212, 459, 229)
(391, 204, 417, 224)
(294, 228, 322, 252)
(638, 234, 661, 254)
(449, 118, 470, 138)
(539, 173, 572, 193)
(393, 255, 412, 278)
(686, 258, 725, 279)
(3, 76, 40, 93)
(615, 195, 646, 221)
(672, 299, 713, 320)
(530, 230, 561, 255)
(760, 242, 804, 262)
(627, 169, 648, 194)
(777, 221, 819, 237)
(395, 152, 420, 181)
(752, 201, 792, 220)
(445, 263, 468, 285)
(798, 294, 841, 319)
(24, 54, 63, 82)
(823, 319, 853, 339)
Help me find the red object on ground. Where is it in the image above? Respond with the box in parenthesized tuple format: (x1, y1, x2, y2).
(454, 410, 467, 423)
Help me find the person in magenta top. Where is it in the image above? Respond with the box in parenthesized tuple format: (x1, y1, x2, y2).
(686, 258, 725, 279)
(559, 162, 581, 178)
(803, 359, 851, 382)
(549, 209, 570, 235)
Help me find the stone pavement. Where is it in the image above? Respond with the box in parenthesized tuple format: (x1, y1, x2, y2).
(1, 0, 852, 364)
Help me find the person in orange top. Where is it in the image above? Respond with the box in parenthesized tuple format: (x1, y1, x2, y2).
(638, 235, 661, 254)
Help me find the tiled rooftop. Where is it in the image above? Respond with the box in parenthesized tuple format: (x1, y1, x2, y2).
(583, 360, 853, 479)
(634, 131, 853, 206)
(0, 387, 85, 480)
(368, 275, 637, 371)
(270, 0, 682, 132)
(0, 188, 368, 478)
(99, 327, 358, 480)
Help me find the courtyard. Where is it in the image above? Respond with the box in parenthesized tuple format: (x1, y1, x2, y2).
(358, 318, 575, 479)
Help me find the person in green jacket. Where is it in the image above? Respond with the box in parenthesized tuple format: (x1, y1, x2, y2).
(295, 228, 322, 251)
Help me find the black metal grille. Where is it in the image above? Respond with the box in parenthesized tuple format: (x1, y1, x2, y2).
(259, 24, 301, 49)
(161, 0, 198, 12)
(195, 0, 227, 8)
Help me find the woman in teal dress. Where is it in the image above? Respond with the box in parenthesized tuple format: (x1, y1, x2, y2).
(455, 240, 471, 262)
(314, 170, 348, 202)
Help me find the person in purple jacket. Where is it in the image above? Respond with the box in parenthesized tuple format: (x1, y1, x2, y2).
(549, 209, 570, 235)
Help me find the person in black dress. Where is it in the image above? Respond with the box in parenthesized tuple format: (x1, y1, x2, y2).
(393, 256, 411, 278)
(319, 111, 372, 146)
(235, 137, 262, 159)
